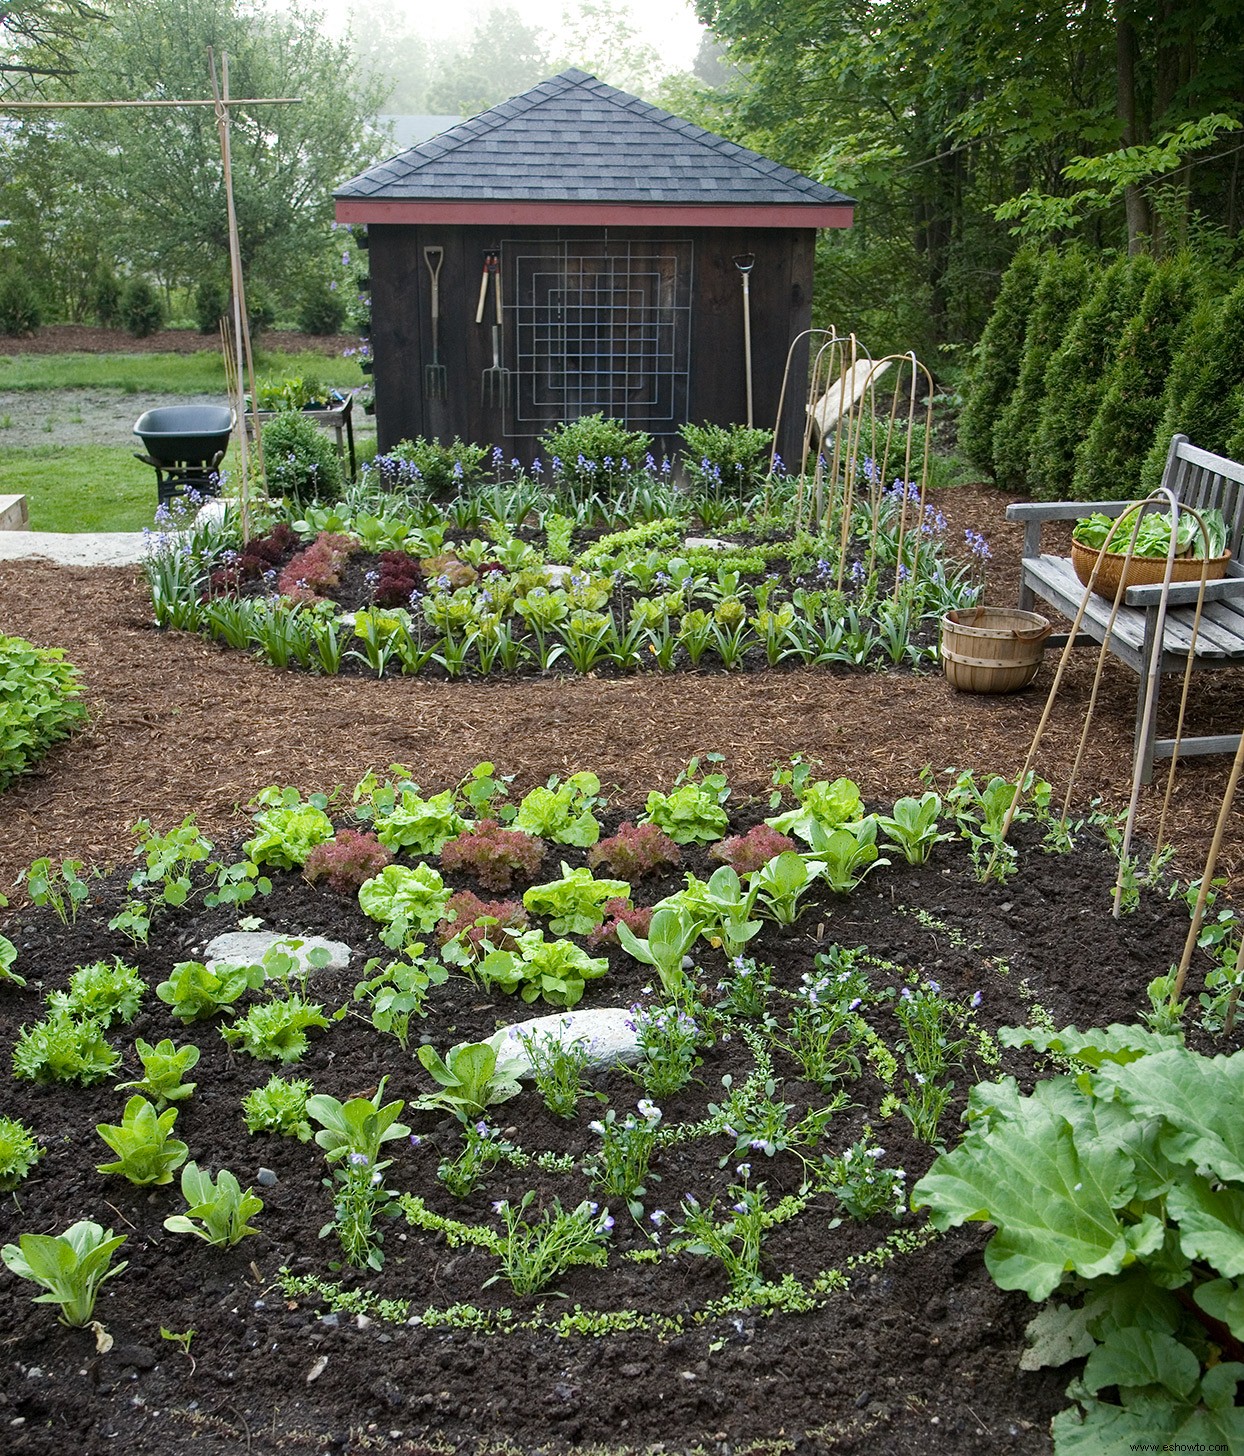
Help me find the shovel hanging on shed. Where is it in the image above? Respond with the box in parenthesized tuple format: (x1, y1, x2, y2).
(423, 245, 446, 400)
(733, 253, 755, 427)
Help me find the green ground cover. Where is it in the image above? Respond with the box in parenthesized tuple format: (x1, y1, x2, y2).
(1, 445, 159, 532)
(0, 351, 364, 394)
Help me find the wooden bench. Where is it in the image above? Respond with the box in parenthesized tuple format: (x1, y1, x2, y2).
(1005, 434, 1244, 782)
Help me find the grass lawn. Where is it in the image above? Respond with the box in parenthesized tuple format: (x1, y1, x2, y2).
(0, 350, 365, 394)
(0, 444, 162, 531)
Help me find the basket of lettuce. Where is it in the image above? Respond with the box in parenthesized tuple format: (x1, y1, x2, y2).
(1070, 502, 1230, 598)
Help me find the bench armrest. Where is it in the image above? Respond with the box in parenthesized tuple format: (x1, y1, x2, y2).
(1123, 571, 1244, 607)
(1005, 500, 1137, 522)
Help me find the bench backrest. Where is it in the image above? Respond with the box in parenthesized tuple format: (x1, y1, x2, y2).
(1163, 433, 1244, 561)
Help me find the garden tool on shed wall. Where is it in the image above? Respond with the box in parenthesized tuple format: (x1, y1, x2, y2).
(733, 253, 755, 427)
(478, 249, 512, 409)
(423, 245, 446, 400)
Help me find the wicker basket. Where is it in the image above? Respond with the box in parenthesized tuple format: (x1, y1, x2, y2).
(940, 607, 1051, 694)
(1070, 539, 1230, 600)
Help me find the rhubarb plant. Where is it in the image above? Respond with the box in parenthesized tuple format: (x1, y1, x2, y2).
(912, 1032, 1244, 1453)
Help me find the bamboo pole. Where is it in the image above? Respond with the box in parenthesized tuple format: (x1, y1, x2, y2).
(208, 48, 266, 534)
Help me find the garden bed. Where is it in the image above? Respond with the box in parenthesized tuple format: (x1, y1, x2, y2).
(0, 762, 1235, 1456)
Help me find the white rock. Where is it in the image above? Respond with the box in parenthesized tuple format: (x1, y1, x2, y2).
(490, 1008, 641, 1075)
(683, 537, 739, 551)
(202, 930, 351, 976)
(544, 564, 574, 587)
(193, 497, 232, 530)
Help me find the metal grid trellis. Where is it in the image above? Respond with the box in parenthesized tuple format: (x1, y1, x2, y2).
(508, 238, 692, 436)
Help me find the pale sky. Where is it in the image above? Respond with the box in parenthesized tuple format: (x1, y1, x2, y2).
(402, 0, 707, 76)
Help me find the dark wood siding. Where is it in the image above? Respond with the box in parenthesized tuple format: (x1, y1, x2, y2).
(370, 222, 817, 466)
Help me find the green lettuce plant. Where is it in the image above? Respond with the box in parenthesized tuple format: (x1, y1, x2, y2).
(414, 1037, 525, 1121)
(512, 772, 602, 846)
(639, 757, 730, 844)
(0, 636, 88, 791)
(95, 1095, 189, 1185)
(0, 1115, 43, 1189)
(358, 863, 452, 943)
(2, 1220, 128, 1327)
(117, 1037, 200, 1108)
(164, 1163, 263, 1247)
(242, 1074, 313, 1141)
(156, 958, 265, 1022)
(371, 786, 466, 855)
(12, 1010, 120, 1084)
(766, 777, 864, 845)
(47, 957, 145, 1028)
(913, 1031, 1244, 1452)
(243, 795, 335, 870)
(475, 930, 609, 1008)
(220, 994, 328, 1063)
(521, 864, 631, 937)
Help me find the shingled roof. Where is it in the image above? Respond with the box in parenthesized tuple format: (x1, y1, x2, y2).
(335, 69, 853, 230)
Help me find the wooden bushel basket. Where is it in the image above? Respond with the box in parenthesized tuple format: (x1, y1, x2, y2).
(1069, 539, 1230, 600)
(940, 607, 1052, 694)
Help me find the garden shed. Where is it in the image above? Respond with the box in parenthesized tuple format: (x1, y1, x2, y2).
(334, 69, 853, 461)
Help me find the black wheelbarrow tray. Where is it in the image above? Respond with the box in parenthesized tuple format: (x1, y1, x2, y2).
(133, 405, 236, 465)
(133, 405, 235, 505)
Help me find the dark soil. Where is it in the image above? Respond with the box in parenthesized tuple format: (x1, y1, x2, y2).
(1, 482, 1243, 1455)
(0, 793, 1233, 1456)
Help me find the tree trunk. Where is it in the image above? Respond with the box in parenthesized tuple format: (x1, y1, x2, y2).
(1116, 16, 1151, 252)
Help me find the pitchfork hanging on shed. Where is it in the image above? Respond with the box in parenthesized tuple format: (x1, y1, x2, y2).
(476, 250, 512, 408)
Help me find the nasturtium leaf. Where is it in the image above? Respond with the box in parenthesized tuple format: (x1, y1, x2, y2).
(1167, 1176, 1244, 1278)
(1194, 1278, 1244, 1341)
(1100, 1048, 1244, 1184)
(1082, 1327, 1200, 1398)
(912, 1087, 1157, 1300)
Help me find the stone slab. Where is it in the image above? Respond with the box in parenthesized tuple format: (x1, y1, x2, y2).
(203, 930, 352, 976)
(490, 1007, 641, 1076)
(0, 494, 29, 532)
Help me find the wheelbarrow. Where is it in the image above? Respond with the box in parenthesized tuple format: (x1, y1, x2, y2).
(133, 406, 235, 506)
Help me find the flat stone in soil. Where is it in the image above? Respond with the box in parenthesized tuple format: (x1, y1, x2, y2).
(202, 929, 352, 975)
(492, 1007, 641, 1074)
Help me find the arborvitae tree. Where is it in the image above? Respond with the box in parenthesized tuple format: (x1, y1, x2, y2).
(991, 249, 1092, 493)
(1223, 398, 1244, 463)
(957, 249, 1041, 478)
(1073, 254, 1207, 500)
(1027, 255, 1155, 500)
(1139, 278, 1244, 491)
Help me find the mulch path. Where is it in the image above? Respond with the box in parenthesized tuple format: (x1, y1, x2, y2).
(0, 484, 1240, 897)
(0, 325, 356, 357)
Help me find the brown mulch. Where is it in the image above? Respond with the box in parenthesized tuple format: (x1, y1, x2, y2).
(0, 483, 1241, 899)
(0, 324, 356, 357)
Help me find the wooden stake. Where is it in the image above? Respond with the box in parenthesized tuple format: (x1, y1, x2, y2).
(208, 47, 266, 536)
